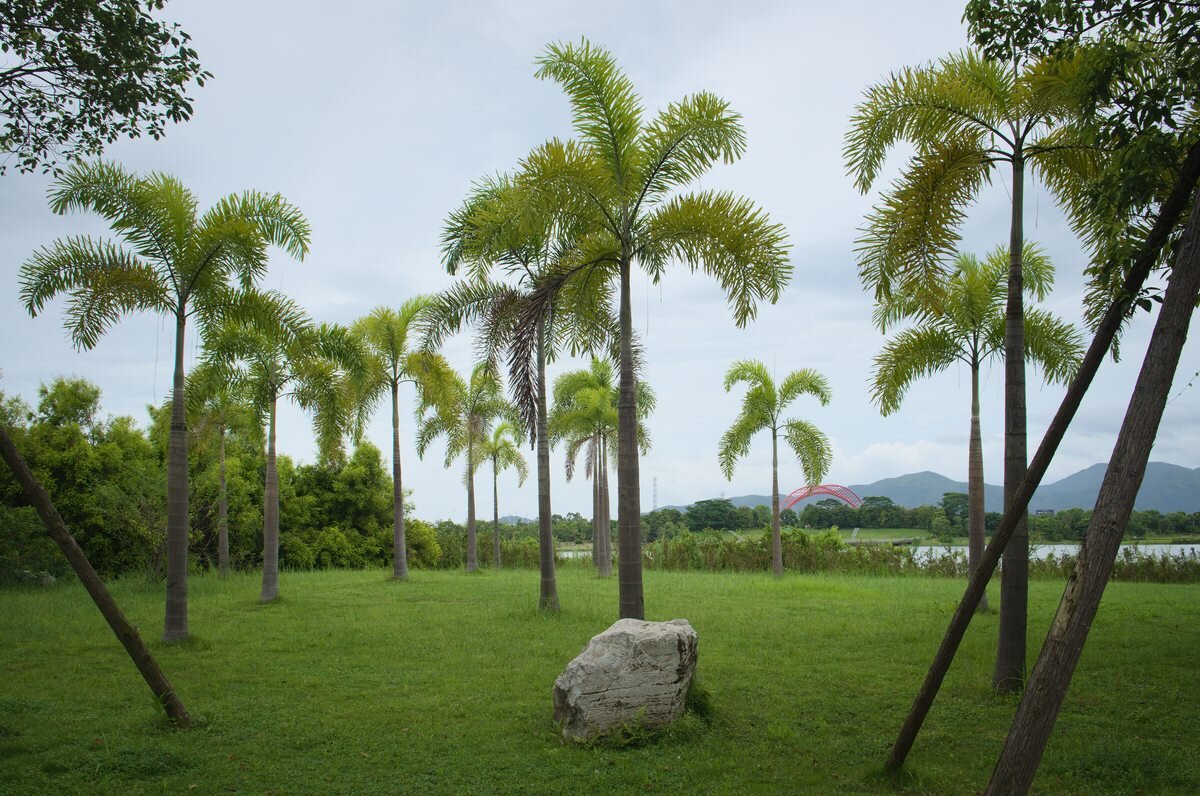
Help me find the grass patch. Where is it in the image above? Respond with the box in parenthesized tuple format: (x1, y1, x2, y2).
(0, 568, 1196, 794)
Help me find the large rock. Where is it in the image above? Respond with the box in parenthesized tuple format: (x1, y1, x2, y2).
(552, 618, 698, 740)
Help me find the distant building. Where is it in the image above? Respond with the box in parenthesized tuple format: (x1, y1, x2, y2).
(1035, 509, 1055, 517)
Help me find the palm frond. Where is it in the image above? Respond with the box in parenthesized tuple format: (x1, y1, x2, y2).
(870, 326, 960, 416)
(782, 419, 833, 487)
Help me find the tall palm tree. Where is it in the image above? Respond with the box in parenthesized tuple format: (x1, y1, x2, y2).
(514, 39, 791, 619)
(205, 316, 356, 602)
(415, 364, 511, 572)
(844, 49, 1095, 690)
(871, 245, 1082, 610)
(718, 359, 832, 577)
(349, 300, 455, 580)
(548, 357, 654, 577)
(478, 422, 529, 568)
(19, 160, 309, 641)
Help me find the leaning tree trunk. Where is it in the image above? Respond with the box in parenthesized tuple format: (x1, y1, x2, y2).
(535, 322, 560, 609)
(968, 360, 989, 612)
(164, 311, 190, 641)
(771, 427, 783, 576)
(492, 459, 502, 569)
(217, 427, 230, 577)
(883, 142, 1200, 774)
(391, 381, 408, 580)
(260, 396, 280, 602)
(465, 445, 478, 573)
(617, 256, 644, 619)
(985, 193, 1200, 796)
(996, 150, 1029, 693)
(0, 427, 192, 727)
(598, 433, 612, 578)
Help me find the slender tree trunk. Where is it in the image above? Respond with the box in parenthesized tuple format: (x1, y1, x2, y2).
(969, 361, 989, 612)
(617, 256, 644, 619)
(260, 397, 279, 602)
(466, 445, 478, 573)
(883, 144, 1200, 774)
(218, 427, 229, 577)
(492, 459, 501, 569)
(392, 381, 408, 580)
(535, 322, 560, 609)
(996, 151, 1029, 693)
(599, 434, 612, 578)
(0, 427, 192, 727)
(164, 311, 189, 641)
(985, 194, 1200, 796)
(771, 427, 783, 576)
(592, 434, 601, 575)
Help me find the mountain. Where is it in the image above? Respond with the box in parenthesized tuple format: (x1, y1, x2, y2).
(667, 462, 1200, 513)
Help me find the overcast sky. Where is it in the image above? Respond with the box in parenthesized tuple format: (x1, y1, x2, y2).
(2, 0, 1197, 521)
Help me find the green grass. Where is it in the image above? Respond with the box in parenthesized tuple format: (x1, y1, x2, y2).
(1, 567, 1197, 794)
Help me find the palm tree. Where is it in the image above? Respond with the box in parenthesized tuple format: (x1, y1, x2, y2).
(718, 359, 832, 576)
(844, 49, 1095, 690)
(871, 245, 1082, 610)
(349, 300, 455, 580)
(205, 316, 356, 602)
(514, 39, 791, 619)
(415, 364, 511, 572)
(19, 160, 309, 641)
(548, 357, 654, 577)
(478, 422, 529, 568)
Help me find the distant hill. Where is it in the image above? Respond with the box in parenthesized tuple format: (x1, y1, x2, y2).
(499, 515, 533, 525)
(666, 462, 1200, 514)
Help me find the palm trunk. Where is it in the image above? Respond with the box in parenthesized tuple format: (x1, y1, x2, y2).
(771, 427, 782, 576)
(392, 381, 408, 580)
(599, 434, 612, 578)
(592, 434, 601, 575)
(218, 427, 229, 577)
(996, 150, 1029, 693)
(987, 192, 1200, 796)
(492, 458, 501, 569)
(969, 360, 988, 612)
(260, 396, 279, 602)
(884, 143, 1200, 774)
(0, 427, 191, 726)
(466, 443, 477, 572)
(535, 322, 560, 609)
(617, 255, 644, 619)
(163, 311, 190, 641)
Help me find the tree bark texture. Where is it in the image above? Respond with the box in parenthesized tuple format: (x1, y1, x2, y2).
(985, 195, 1200, 796)
(996, 151, 1029, 694)
(884, 144, 1200, 774)
(218, 428, 229, 577)
(492, 459, 502, 569)
(617, 257, 645, 619)
(164, 312, 189, 641)
(465, 447, 478, 573)
(592, 434, 601, 575)
(969, 362, 989, 612)
(260, 397, 279, 602)
(0, 426, 192, 727)
(536, 323, 560, 610)
(771, 427, 783, 576)
(599, 434, 612, 578)
(392, 381, 408, 580)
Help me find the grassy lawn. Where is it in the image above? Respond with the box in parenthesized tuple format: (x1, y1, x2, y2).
(1, 566, 1196, 794)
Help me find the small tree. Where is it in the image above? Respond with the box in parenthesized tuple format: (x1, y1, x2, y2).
(719, 359, 832, 576)
(478, 422, 528, 568)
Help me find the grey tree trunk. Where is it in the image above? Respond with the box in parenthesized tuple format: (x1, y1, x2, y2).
(985, 194, 1200, 796)
(883, 143, 1200, 774)
(0, 427, 192, 727)
(260, 397, 279, 602)
(598, 434, 612, 578)
(492, 458, 502, 569)
(617, 256, 644, 619)
(466, 444, 478, 573)
(535, 323, 560, 609)
(218, 428, 229, 577)
(771, 426, 782, 576)
(969, 361, 989, 612)
(592, 434, 601, 575)
(996, 150, 1029, 693)
(164, 311, 189, 641)
(392, 381, 408, 580)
